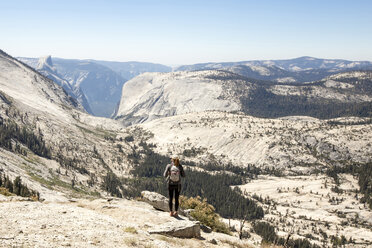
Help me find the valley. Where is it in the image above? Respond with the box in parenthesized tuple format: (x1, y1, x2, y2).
(0, 49, 371, 247)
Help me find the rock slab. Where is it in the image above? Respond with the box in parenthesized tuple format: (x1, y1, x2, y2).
(141, 191, 185, 215)
(148, 220, 201, 238)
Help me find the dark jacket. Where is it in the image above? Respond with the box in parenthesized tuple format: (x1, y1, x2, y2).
(163, 163, 185, 185)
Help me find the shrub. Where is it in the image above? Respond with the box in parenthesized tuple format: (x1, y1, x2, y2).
(0, 187, 14, 196)
(180, 195, 230, 234)
(123, 226, 137, 234)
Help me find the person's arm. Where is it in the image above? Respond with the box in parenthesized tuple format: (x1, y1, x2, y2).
(163, 164, 170, 177)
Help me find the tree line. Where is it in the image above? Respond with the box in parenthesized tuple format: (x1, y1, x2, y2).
(326, 162, 372, 209)
(253, 221, 321, 248)
(241, 86, 372, 119)
(103, 141, 264, 220)
(0, 118, 51, 158)
(0, 171, 40, 200)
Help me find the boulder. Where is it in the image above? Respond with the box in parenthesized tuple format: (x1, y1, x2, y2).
(141, 191, 185, 215)
(148, 220, 201, 238)
(141, 191, 168, 211)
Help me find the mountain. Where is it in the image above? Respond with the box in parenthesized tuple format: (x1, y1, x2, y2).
(35, 56, 93, 114)
(90, 60, 172, 80)
(0, 50, 82, 116)
(19, 57, 126, 117)
(269, 56, 372, 71)
(0, 49, 126, 199)
(176, 57, 372, 83)
(243, 70, 372, 119)
(19, 57, 173, 118)
(113, 70, 243, 125)
(52, 58, 127, 117)
(114, 69, 372, 125)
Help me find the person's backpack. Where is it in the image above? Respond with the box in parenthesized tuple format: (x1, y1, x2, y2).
(169, 165, 180, 183)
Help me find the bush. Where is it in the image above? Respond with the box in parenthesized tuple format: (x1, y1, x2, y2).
(180, 195, 230, 234)
(0, 187, 14, 196)
(129, 141, 264, 220)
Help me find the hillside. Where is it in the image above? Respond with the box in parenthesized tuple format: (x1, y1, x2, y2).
(0, 50, 128, 199)
(139, 111, 372, 170)
(114, 70, 243, 125)
(0, 50, 81, 116)
(115, 69, 372, 125)
(136, 112, 372, 246)
(0, 194, 259, 248)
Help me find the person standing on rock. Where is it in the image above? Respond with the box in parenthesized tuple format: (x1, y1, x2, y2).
(163, 157, 185, 217)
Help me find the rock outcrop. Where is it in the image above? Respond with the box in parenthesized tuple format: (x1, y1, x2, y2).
(148, 220, 201, 238)
(141, 191, 185, 215)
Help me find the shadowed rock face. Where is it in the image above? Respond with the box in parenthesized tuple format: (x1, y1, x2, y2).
(148, 220, 201, 238)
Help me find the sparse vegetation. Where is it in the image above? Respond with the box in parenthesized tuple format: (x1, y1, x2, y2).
(253, 221, 321, 248)
(326, 162, 372, 209)
(126, 141, 264, 220)
(0, 118, 51, 158)
(180, 195, 230, 234)
(123, 237, 138, 247)
(0, 171, 39, 200)
(123, 226, 137, 234)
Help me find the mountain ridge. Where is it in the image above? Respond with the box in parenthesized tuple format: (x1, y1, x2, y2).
(36, 56, 93, 114)
(175, 56, 372, 83)
(114, 68, 372, 125)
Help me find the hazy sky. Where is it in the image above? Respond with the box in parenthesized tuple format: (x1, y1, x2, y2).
(1, 0, 372, 65)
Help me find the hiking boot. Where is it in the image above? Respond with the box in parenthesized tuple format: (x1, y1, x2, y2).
(173, 211, 178, 217)
(170, 211, 173, 216)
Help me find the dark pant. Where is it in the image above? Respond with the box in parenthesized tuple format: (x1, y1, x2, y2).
(168, 184, 180, 211)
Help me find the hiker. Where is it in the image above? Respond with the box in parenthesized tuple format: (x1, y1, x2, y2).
(163, 157, 185, 217)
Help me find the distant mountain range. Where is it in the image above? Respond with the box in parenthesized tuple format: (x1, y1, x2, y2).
(18, 55, 372, 119)
(0, 50, 83, 117)
(18, 57, 172, 117)
(114, 69, 372, 125)
(176, 56, 372, 83)
(89, 60, 172, 80)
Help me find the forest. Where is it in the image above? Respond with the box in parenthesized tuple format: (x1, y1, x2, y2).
(241, 86, 372, 119)
(326, 162, 372, 209)
(103, 141, 264, 220)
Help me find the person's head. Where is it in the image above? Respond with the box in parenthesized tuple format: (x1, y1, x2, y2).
(172, 157, 180, 166)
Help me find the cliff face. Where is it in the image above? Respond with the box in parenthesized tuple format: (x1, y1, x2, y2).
(114, 70, 245, 125)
